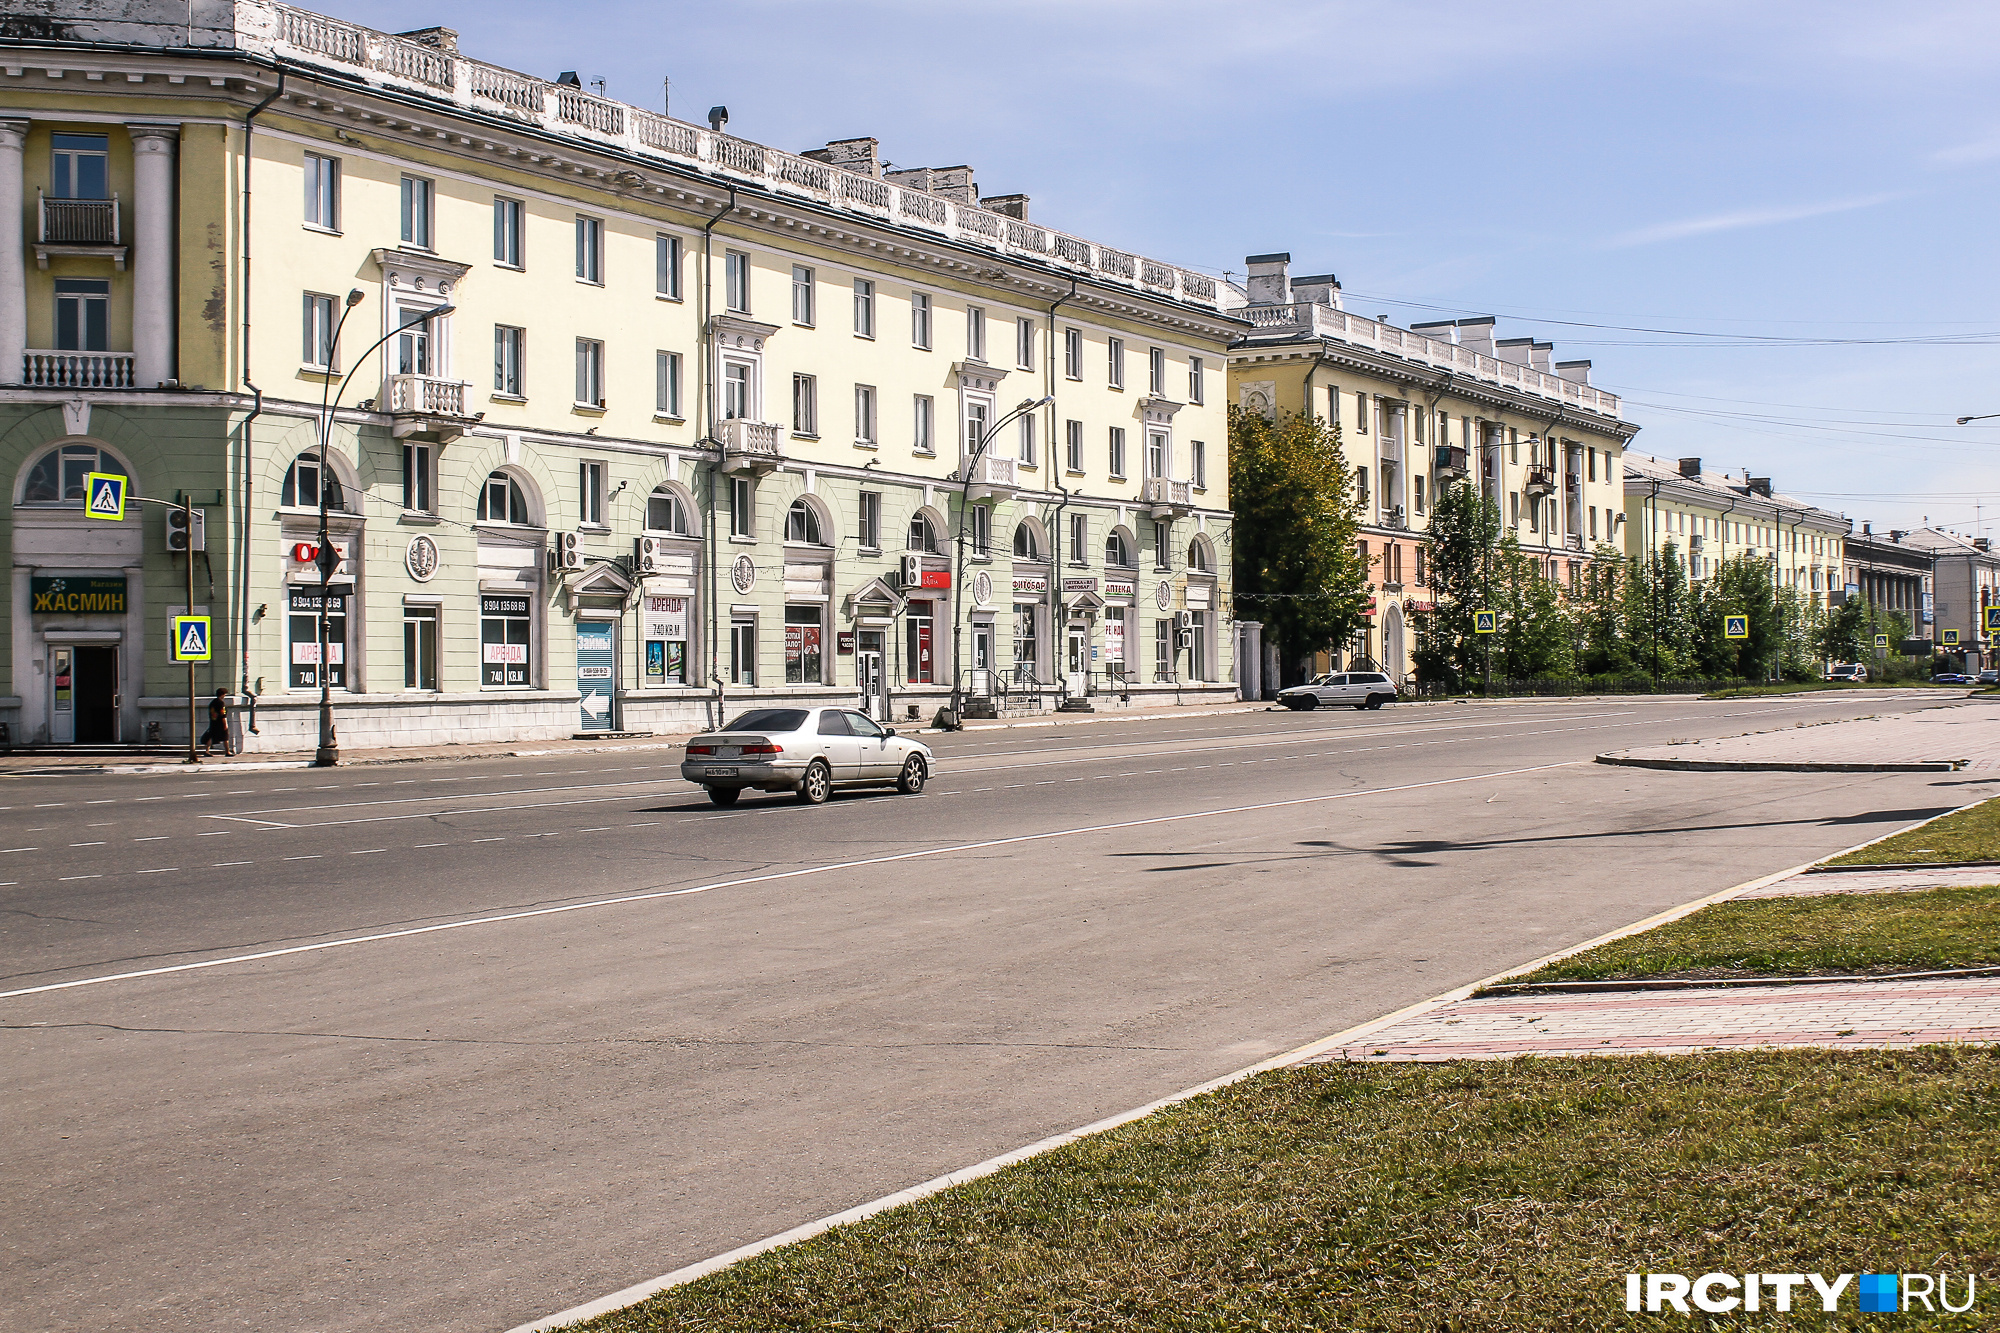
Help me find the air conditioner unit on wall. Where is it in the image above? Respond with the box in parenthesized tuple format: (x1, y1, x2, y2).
(901, 554, 922, 587)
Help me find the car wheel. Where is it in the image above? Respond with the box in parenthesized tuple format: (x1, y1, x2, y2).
(897, 755, 928, 794)
(1366, 694, 1387, 710)
(796, 759, 832, 805)
(707, 786, 741, 807)
(1293, 695, 1317, 711)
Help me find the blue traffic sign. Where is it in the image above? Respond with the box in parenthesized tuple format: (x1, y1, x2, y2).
(83, 471, 127, 520)
(171, 615, 212, 662)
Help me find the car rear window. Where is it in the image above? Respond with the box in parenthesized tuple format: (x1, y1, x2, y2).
(722, 709, 808, 734)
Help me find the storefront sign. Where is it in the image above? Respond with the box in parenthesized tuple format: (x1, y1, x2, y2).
(289, 587, 348, 613)
(1012, 575, 1048, 595)
(1104, 579, 1135, 600)
(642, 595, 688, 642)
(1062, 577, 1097, 594)
(30, 575, 127, 614)
(1104, 618, 1125, 661)
(919, 570, 951, 589)
(837, 631, 856, 655)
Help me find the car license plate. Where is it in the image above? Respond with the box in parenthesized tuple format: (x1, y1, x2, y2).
(704, 766, 739, 778)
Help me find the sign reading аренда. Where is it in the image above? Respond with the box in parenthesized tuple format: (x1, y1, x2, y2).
(31, 575, 128, 615)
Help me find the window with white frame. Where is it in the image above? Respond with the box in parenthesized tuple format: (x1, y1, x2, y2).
(579, 461, 604, 526)
(859, 491, 881, 549)
(723, 362, 750, 419)
(1152, 519, 1171, 569)
(908, 510, 936, 552)
(854, 278, 875, 338)
(1191, 439, 1207, 489)
(303, 293, 336, 369)
(1146, 431, 1168, 480)
(792, 373, 817, 436)
(913, 395, 934, 454)
(1016, 317, 1034, 369)
(404, 605, 439, 691)
(855, 384, 877, 446)
(729, 617, 756, 686)
(51, 132, 107, 200)
(575, 338, 605, 407)
(478, 471, 532, 524)
(1356, 391, 1369, 433)
(1104, 530, 1131, 567)
(791, 265, 814, 325)
(493, 196, 523, 267)
(575, 216, 603, 283)
(282, 451, 345, 510)
(725, 250, 751, 313)
(1069, 513, 1087, 564)
(1108, 426, 1126, 478)
(494, 325, 525, 397)
(656, 233, 681, 298)
(966, 305, 986, 361)
(56, 280, 108, 351)
(911, 291, 932, 348)
(481, 594, 533, 688)
(1108, 337, 1124, 389)
(1066, 419, 1083, 472)
(1064, 326, 1082, 379)
(1149, 346, 1165, 395)
(970, 504, 991, 554)
(965, 399, 989, 458)
(646, 486, 691, 535)
(304, 153, 339, 231)
(730, 475, 754, 538)
(1189, 355, 1204, 404)
(1018, 413, 1035, 466)
(400, 175, 433, 248)
(785, 497, 824, 545)
(656, 350, 682, 417)
(402, 442, 432, 513)
(1013, 520, 1038, 559)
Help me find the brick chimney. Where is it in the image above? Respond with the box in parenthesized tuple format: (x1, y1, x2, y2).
(1291, 272, 1341, 308)
(883, 164, 978, 203)
(1555, 359, 1592, 385)
(980, 194, 1029, 220)
(802, 137, 881, 177)
(1748, 477, 1772, 497)
(1244, 252, 1291, 305)
(1679, 457, 1702, 478)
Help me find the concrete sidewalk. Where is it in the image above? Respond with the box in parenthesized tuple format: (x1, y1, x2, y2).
(1597, 694, 1997, 773)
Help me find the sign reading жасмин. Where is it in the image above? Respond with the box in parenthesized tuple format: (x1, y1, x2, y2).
(31, 575, 128, 614)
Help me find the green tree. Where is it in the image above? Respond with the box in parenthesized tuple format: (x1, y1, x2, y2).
(1817, 595, 1866, 664)
(1575, 544, 1633, 676)
(1625, 542, 1697, 679)
(1492, 539, 1577, 679)
(1410, 478, 1501, 689)
(1693, 554, 1778, 679)
(1228, 407, 1369, 684)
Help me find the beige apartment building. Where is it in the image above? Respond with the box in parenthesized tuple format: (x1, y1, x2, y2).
(0, 0, 1238, 750)
(1225, 254, 1637, 682)
(1623, 453, 1849, 606)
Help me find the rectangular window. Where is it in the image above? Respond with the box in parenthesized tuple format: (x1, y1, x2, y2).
(911, 291, 932, 348)
(905, 601, 935, 684)
(913, 394, 935, 453)
(730, 475, 754, 538)
(494, 324, 525, 396)
(965, 400, 988, 457)
(1069, 513, 1087, 564)
(289, 588, 348, 691)
(1356, 466, 1369, 505)
(1413, 473, 1426, 515)
(403, 606, 439, 691)
(493, 196, 522, 266)
(1589, 506, 1599, 540)
(1017, 316, 1035, 369)
(1108, 337, 1124, 389)
(725, 250, 751, 313)
(1189, 355, 1204, 404)
(1103, 606, 1126, 678)
(1153, 519, 1171, 569)
(1108, 427, 1126, 478)
(1146, 431, 1168, 480)
(970, 504, 991, 555)
(305, 153, 340, 230)
(574, 338, 604, 406)
(1588, 447, 1598, 482)
(400, 175, 433, 248)
(784, 605, 824, 685)
(1510, 492, 1521, 526)
(51, 132, 109, 200)
(1191, 439, 1207, 490)
(966, 305, 986, 361)
(480, 594, 532, 688)
(1415, 544, 1427, 586)
(722, 362, 749, 420)
(1356, 392, 1369, 433)
(1066, 419, 1084, 473)
(303, 292, 336, 369)
(1064, 326, 1083, 379)
(791, 265, 815, 325)
(1018, 414, 1035, 465)
(792, 373, 817, 436)
(402, 442, 432, 513)
(729, 618, 756, 686)
(55, 279, 109, 352)
(643, 594, 689, 684)
(579, 460, 604, 526)
(1013, 604, 1039, 681)
(1149, 346, 1165, 395)
(855, 384, 877, 445)
(575, 216, 603, 283)
(656, 233, 681, 298)
(859, 491, 881, 549)
(656, 350, 682, 417)
(853, 278, 875, 338)
(1154, 619, 1171, 681)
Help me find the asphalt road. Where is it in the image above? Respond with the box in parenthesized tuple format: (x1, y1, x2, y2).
(4, 692, 1992, 1332)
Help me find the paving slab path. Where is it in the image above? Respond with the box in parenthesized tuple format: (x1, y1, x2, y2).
(1599, 694, 1999, 772)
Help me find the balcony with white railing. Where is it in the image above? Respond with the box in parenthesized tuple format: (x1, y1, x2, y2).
(718, 418, 783, 473)
(1235, 301, 1623, 418)
(22, 350, 136, 388)
(385, 374, 473, 439)
(963, 452, 1019, 501)
(242, 0, 1223, 314)
(1143, 476, 1194, 515)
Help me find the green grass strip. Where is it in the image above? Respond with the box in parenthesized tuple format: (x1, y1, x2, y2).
(1503, 884, 2000, 985)
(1825, 796, 2000, 867)
(575, 1050, 1998, 1331)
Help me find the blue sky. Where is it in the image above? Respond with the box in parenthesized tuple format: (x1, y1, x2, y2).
(334, 0, 2000, 538)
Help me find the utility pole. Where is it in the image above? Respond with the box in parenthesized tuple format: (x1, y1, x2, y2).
(185, 494, 197, 765)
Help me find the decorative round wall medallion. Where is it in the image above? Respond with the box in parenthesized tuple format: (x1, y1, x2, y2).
(1155, 581, 1173, 610)
(405, 534, 440, 582)
(731, 553, 757, 594)
(972, 570, 993, 605)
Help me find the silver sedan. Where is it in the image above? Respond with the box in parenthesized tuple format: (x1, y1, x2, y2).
(681, 706, 936, 807)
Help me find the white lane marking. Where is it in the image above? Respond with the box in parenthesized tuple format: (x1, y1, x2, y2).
(134, 836, 167, 842)
(283, 855, 323, 862)
(201, 815, 297, 828)
(197, 831, 232, 837)
(0, 847, 38, 853)
(472, 837, 505, 843)
(350, 849, 386, 855)
(68, 842, 105, 847)
(135, 868, 178, 874)
(58, 874, 100, 881)
(135, 797, 165, 802)
(414, 843, 450, 848)
(212, 861, 252, 867)
(33, 804, 64, 808)
(0, 761, 1579, 1003)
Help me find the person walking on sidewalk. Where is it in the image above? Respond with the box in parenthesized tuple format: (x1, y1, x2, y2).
(201, 689, 233, 757)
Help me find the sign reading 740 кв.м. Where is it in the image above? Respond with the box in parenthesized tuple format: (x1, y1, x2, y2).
(31, 575, 128, 614)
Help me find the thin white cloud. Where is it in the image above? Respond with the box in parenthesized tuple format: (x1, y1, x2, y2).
(1604, 194, 1901, 249)
(1930, 135, 2000, 166)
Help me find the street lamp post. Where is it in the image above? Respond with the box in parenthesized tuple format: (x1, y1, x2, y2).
(310, 294, 456, 766)
(947, 394, 1054, 726)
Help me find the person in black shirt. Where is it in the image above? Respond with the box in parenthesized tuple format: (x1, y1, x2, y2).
(201, 689, 232, 757)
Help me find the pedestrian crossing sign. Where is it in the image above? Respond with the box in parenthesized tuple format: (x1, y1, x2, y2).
(1943, 628, 1960, 647)
(83, 471, 127, 520)
(1473, 610, 1496, 634)
(171, 615, 212, 662)
(1724, 614, 1750, 640)
(1986, 606, 2000, 634)
(1875, 633, 1890, 650)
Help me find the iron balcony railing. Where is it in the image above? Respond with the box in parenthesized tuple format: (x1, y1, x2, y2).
(38, 192, 120, 244)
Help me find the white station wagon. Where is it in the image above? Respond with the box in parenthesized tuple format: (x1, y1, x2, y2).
(682, 706, 935, 806)
(1277, 671, 1400, 711)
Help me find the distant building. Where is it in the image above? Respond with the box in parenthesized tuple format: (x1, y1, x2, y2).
(1842, 525, 1936, 640)
(1622, 453, 1848, 608)
(1891, 529, 2000, 667)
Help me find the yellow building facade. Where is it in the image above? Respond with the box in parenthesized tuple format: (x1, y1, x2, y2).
(1225, 254, 1637, 684)
(1623, 452, 1848, 606)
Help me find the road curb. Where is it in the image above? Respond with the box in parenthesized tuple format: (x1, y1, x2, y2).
(1594, 753, 1963, 774)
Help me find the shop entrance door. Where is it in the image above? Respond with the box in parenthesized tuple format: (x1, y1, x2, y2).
(576, 620, 617, 732)
(970, 623, 993, 698)
(55, 645, 119, 743)
(856, 630, 885, 719)
(1066, 625, 1088, 696)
